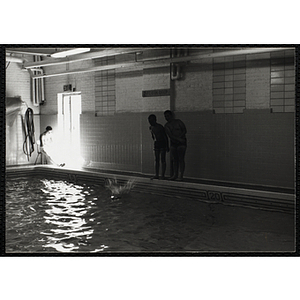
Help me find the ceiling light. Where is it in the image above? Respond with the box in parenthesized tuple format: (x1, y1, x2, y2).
(51, 48, 91, 58)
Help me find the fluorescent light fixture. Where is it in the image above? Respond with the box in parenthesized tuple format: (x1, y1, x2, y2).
(51, 48, 91, 58)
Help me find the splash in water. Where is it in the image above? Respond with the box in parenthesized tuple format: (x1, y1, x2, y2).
(104, 178, 135, 199)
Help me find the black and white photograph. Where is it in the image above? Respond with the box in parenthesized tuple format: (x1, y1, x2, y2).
(4, 45, 297, 254)
(1, 4, 299, 298)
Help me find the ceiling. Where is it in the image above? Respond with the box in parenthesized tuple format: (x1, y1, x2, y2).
(6, 47, 112, 57)
(6, 46, 245, 59)
(6, 47, 294, 79)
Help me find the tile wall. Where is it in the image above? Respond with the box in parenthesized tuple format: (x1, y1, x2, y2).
(270, 49, 295, 112)
(213, 55, 246, 114)
(6, 48, 296, 189)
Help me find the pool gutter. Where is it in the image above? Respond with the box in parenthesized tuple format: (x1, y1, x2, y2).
(6, 165, 295, 214)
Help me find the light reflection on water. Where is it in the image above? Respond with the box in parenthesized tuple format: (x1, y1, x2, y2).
(6, 176, 216, 253)
(5, 177, 112, 253)
(40, 179, 97, 252)
(6, 176, 294, 253)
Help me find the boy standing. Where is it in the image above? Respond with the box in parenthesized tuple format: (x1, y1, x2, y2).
(164, 110, 187, 181)
(148, 114, 169, 179)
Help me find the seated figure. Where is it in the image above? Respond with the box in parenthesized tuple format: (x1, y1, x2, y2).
(40, 126, 65, 167)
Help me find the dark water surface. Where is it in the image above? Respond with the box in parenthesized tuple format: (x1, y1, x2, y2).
(5, 176, 295, 253)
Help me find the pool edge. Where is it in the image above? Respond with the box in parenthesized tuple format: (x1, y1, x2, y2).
(6, 165, 295, 214)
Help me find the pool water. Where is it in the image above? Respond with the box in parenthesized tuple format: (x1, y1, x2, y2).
(5, 176, 295, 253)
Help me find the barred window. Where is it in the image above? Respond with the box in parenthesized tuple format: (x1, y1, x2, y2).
(212, 54, 246, 114)
(95, 56, 116, 116)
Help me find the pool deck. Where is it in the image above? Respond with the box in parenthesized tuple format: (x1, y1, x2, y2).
(6, 165, 295, 213)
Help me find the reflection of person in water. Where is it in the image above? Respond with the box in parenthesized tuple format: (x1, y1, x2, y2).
(164, 110, 187, 181)
(40, 126, 65, 167)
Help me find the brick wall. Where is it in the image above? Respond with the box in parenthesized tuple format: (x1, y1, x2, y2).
(245, 52, 271, 109)
(175, 49, 295, 114)
(116, 70, 144, 112)
(270, 49, 295, 112)
(95, 57, 116, 116)
(171, 48, 295, 188)
(212, 54, 247, 114)
(141, 66, 170, 112)
(115, 51, 171, 113)
(175, 56, 213, 111)
(6, 59, 41, 165)
(7, 48, 295, 189)
(42, 59, 95, 114)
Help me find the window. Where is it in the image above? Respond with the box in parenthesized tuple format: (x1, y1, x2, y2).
(95, 56, 116, 116)
(212, 54, 246, 114)
(270, 50, 295, 113)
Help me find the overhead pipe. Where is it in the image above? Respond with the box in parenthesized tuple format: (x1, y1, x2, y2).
(29, 47, 295, 79)
(30, 60, 170, 79)
(24, 48, 152, 69)
(26, 47, 293, 70)
(7, 49, 52, 57)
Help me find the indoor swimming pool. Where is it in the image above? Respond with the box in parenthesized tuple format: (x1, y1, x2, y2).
(5, 173, 295, 253)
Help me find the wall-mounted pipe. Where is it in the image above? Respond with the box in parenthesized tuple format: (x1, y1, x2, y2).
(170, 63, 181, 80)
(30, 56, 45, 106)
(31, 69, 45, 105)
(170, 48, 187, 80)
(36, 56, 45, 103)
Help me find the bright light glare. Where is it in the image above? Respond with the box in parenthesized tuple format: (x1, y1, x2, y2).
(43, 130, 85, 169)
(40, 179, 94, 252)
(51, 48, 90, 58)
(63, 153, 85, 169)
